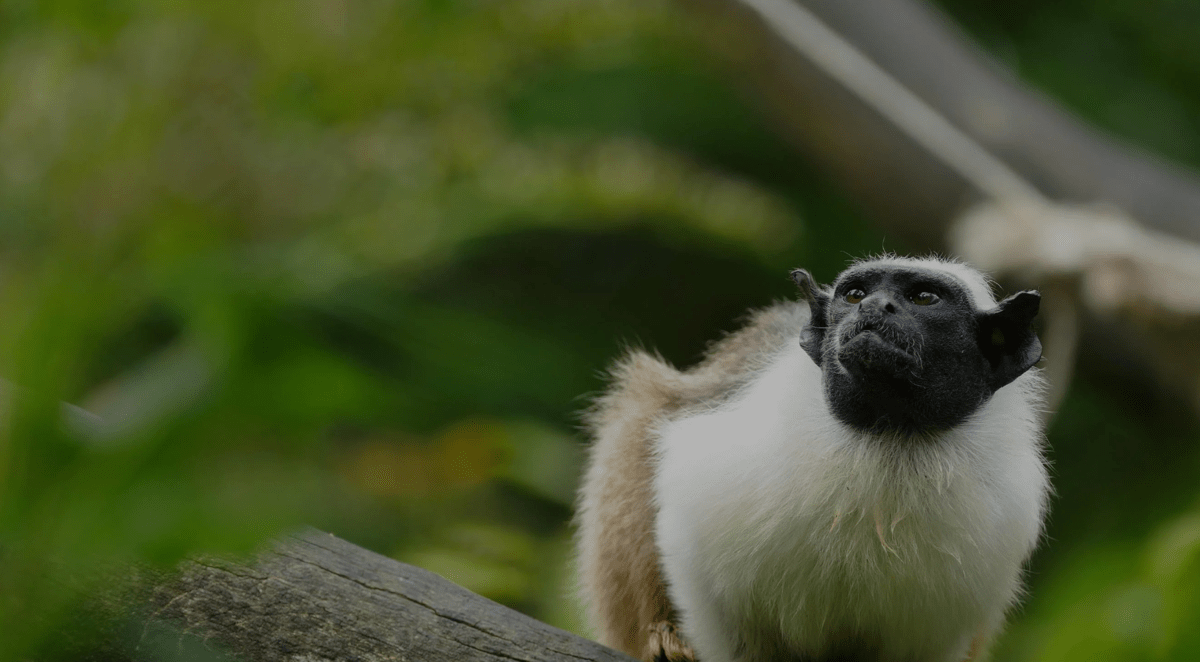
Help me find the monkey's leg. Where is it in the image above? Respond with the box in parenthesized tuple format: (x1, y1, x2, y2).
(578, 351, 704, 660)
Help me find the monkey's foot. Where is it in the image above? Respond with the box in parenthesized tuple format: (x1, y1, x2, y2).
(645, 621, 696, 662)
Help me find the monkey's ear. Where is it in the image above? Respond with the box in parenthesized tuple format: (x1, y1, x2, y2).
(791, 269, 831, 366)
(977, 290, 1042, 390)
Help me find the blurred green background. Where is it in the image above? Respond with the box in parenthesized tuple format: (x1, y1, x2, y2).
(1, 0, 1199, 659)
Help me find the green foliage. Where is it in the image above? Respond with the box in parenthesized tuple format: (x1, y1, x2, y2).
(0, 0, 1197, 659)
(0, 0, 816, 656)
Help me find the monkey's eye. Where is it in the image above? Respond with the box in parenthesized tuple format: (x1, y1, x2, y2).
(911, 292, 940, 306)
(844, 289, 866, 304)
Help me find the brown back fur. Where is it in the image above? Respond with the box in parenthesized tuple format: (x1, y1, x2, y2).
(575, 300, 810, 660)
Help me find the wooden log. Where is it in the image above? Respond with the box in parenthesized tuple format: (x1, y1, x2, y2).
(124, 529, 631, 662)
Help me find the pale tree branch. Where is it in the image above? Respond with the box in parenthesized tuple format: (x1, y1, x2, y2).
(687, 0, 1200, 247)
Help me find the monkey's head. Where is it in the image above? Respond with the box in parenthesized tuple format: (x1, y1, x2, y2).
(791, 258, 1041, 435)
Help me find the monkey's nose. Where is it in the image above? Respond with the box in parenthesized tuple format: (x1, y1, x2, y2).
(861, 293, 898, 315)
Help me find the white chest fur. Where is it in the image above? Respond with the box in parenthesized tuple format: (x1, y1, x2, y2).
(653, 344, 1048, 662)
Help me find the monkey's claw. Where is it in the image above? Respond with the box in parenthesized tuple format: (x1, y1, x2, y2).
(645, 621, 697, 662)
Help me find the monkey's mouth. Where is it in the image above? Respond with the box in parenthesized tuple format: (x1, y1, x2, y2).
(838, 321, 919, 377)
(841, 318, 912, 348)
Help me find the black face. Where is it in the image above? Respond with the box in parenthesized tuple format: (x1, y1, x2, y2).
(791, 264, 1042, 436)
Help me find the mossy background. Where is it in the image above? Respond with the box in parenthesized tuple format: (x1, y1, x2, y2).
(1, 0, 1199, 659)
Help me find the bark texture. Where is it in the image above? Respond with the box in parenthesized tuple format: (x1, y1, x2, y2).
(123, 530, 632, 662)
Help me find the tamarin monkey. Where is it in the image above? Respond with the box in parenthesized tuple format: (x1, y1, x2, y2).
(576, 256, 1049, 662)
